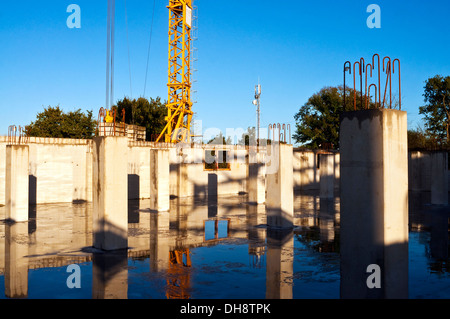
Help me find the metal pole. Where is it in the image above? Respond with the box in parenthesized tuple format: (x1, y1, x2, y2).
(257, 95, 260, 144)
(255, 84, 261, 145)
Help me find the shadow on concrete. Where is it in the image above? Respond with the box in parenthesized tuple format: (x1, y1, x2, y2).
(92, 218, 128, 252)
(128, 174, 140, 200)
(128, 199, 140, 224)
(208, 173, 218, 218)
(339, 193, 410, 299)
(28, 175, 37, 205)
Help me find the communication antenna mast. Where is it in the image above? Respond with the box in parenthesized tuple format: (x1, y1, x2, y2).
(252, 82, 261, 144)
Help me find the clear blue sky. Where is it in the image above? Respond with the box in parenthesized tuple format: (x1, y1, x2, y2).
(1, 0, 450, 144)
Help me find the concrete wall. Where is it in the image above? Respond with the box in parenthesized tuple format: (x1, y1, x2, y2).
(0, 137, 92, 206)
(0, 138, 251, 205)
(0, 136, 448, 206)
(293, 150, 340, 191)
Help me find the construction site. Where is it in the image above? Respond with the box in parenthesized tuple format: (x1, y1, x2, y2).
(0, 0, 449, 301)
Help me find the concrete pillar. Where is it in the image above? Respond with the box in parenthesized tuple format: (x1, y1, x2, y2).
(266, 143, 294, 228)
(5, 223, 29, 298)
(431, 152, 448, 205)
(266, 229, 293, 299)
(86, 150, 93, 202)
(5, 145, 29, 222)
(319, 153, 334, 199)
(92, 137, 128, 251)
(340, 109, 408, 299)
(248, 150, 266, 204)
(150, 149, 170, 212)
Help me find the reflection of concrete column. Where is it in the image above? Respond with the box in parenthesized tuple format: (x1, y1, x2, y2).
(92, 250, 128, 299)
(319, 198, 336, 243)
(266, 143, 293, 228)
(150, 212, 170, 272)
(266, 229, 293, 299)
(247, 205, 266, 268)
(340, 109, 408, 299)
(430, 205, 449, 260)
(93, 137, 128, 251)
(6, 145, 29, 222)
(72, 204, 90, 249)
(319, 154, 334, 199)
(150, 149, 170, 212)
(5, 223, 29, 298)
(431, 152, 448, 205)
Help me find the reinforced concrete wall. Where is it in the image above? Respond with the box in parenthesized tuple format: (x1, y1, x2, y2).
(0, 136, 447, 206)
(0, 137, 92, 206)
(0, 139, 250, 205)
(293, 150, 340, 191)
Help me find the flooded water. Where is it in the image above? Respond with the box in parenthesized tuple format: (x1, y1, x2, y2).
(0, 191, 448, 299)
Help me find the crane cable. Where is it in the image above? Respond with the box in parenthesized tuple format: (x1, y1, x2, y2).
(124, 0, 133, 100)
(143, 0, 156, 98)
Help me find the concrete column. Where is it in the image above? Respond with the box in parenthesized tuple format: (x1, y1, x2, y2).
(248, 150, 266, 204)
(431, 152, 448, 205)
(150, 149, 170, 212)
(319, 153, 334, 199)
(5, 223, 29, 298)
(5, 145, 29, 222)
(86, 150, 93, 202)
(93, 137, 128, 251)
(266, 143, 293, 228)
(266, 229, 294, 299)
(340, 109, 408, 299)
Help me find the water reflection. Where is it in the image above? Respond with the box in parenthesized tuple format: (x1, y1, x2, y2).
(0, 191, 448, 299)
(5, 222, 29, 298)
(92, 249, 128, 299)
(266, 228, 294, 299)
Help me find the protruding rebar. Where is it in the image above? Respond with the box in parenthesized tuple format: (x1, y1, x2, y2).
(343, 61, 352, 110)
(393, 59, 401, 110)
(382, 56, 392, 109)
(372, 54, 381, 108)
(367, 84, 378, 109)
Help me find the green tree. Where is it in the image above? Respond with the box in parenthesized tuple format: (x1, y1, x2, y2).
(419, 75, 450, 146)
(238, 127, 256, 146)
(206, 132, 232, 145)
(407, 126, 440, 150)
(26, 106, 96, 139)
(114, 97, 167, 141)
(293, 86, 370, 149)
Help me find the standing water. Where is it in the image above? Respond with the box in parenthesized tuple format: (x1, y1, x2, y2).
(0, 191, 448, 299)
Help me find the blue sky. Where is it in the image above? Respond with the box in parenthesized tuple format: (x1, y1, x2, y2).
(1, 0, 450, 144)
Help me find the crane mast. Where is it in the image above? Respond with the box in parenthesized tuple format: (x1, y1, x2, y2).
(157, 0, 194, 143)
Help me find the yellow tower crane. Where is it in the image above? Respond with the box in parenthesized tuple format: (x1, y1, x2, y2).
(156, 0, 194, 143)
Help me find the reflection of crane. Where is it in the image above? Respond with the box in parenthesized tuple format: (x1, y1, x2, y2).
(166, 249, 192, 299)
(156, 0, 194, 143)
